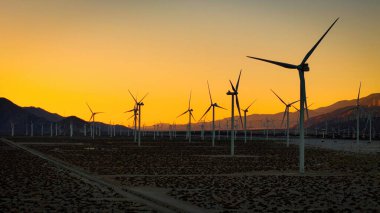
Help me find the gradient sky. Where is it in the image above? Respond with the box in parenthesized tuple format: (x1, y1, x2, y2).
(0, 0, 379, 126)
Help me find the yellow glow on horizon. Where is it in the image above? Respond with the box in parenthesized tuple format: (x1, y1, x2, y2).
(0, 1, 379, 126)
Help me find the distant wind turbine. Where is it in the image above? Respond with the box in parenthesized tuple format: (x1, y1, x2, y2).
(247, 18, 339, 173)
(226, 70, 243, 156)
(129, 90, 148, 147)
(125, 105, 138, 142)
(242, 100, 256, 144)
(355, 82, 361, 144)
(87, 103, 103, 140)
(199, 81, 226, 147)
(344, 82, 362, 145)
(178, 91, 195, 143)
(271, 89, 299, 147)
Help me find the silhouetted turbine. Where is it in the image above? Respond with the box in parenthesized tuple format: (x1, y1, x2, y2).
(178, 91, 195, 142)
(87, 103, 103, 140)
(247, 18, 339, 173)
(241, 100, 256, 144)
(226, 70, 243, 156)
(129, 90, 148, 147)
(124, 103, 138, 142)
(271, 89, 299, 147)
(199, 81, 226, 147)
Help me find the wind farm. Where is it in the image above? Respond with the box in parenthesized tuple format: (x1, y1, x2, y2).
(1, 1, 380, 212)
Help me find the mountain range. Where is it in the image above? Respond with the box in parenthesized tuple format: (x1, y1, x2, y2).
(153, 93, 380, 134)
(1, 93, 379, 136)
(0, 98, 130, 136)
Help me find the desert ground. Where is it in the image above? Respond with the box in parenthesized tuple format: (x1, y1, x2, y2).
(1, 134, 379, 212)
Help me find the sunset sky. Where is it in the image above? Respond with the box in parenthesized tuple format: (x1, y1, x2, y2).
(0, 0, 379, 126)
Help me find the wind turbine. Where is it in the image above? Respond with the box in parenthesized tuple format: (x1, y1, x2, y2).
(128, 90, 148, 147)
(343, 82, 362, 145)
(226, 70, 243, 156)
(241, 100, 256, 144)
(247, 18, 339, 173)
(271, 89, 299, 147)
(199, 81, 226, 147)
(178, 91, 195, 143)
(87, 103, 103, 140)
(355, 82, 361, 144)
(125, 105, 138, 142)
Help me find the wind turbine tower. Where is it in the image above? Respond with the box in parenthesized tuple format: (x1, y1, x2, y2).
(242, 100, 256, 144)
(226, 70, 243, 156)
(199, 81, 226, 146)
(178, 91, 195, 143)
(271, 89, 299, 147)
(247, 18, 339, 173)
(129, 90, 148, 146)
(87, 103, 103, 140)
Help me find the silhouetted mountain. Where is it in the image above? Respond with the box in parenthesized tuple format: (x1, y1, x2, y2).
(305, 105, 380, 135)
(0, 97, 130, 136)
(0, 98, 46, 134)
(24, 107, 63, 122)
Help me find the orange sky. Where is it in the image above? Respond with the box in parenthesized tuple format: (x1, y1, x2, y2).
(0, 0, 379, 126)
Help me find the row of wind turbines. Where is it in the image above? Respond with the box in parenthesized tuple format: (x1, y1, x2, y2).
(83, 18, 341, 174)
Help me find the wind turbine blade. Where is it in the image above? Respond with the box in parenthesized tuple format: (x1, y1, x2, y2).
(207, 81, 213, 104)
(281, 107, 287, 127)
(188, 91, 192, 110)
(246, 56, 298, 69)
(86, 103, 93, 114)
(235, 95, 243, 127)
(124, 108, 135, 113)
(191, 111, 196, 121)
(229, 80, 236, 92)
(271, 89, 287, 105)
(235, 70, 242, 91)
(177, 110, 188, 118)
(199, 106, 212, 121)
(292, 105, 299, 112)
(140, 93, 149, 103)
(128, 90, 138, 104)
(301, 18, 339, 65)
(289, 99, 300, 106)
(216, 105, 227, 110)
(357, 81, 361, 106)
(127, 113, 135, 121)
(89, 115, 94, 122)
(246, 99, 256, 111)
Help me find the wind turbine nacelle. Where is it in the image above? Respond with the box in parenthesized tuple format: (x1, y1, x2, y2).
(299, 63, 310, 72)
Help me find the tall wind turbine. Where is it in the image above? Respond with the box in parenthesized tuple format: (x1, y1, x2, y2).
(129, 90, 148, 147)
(271, 89, 299, 147)
(226, 70, 243, 156)
(247, 18, 339, 173)
(178, 91, 195, 143)
(87, 103, 103, 140)
(199, 81, 226, 147)
(242, 100, 256, 144)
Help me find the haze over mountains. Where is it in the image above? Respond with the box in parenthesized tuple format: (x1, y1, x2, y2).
(0, 93, 379, 135)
